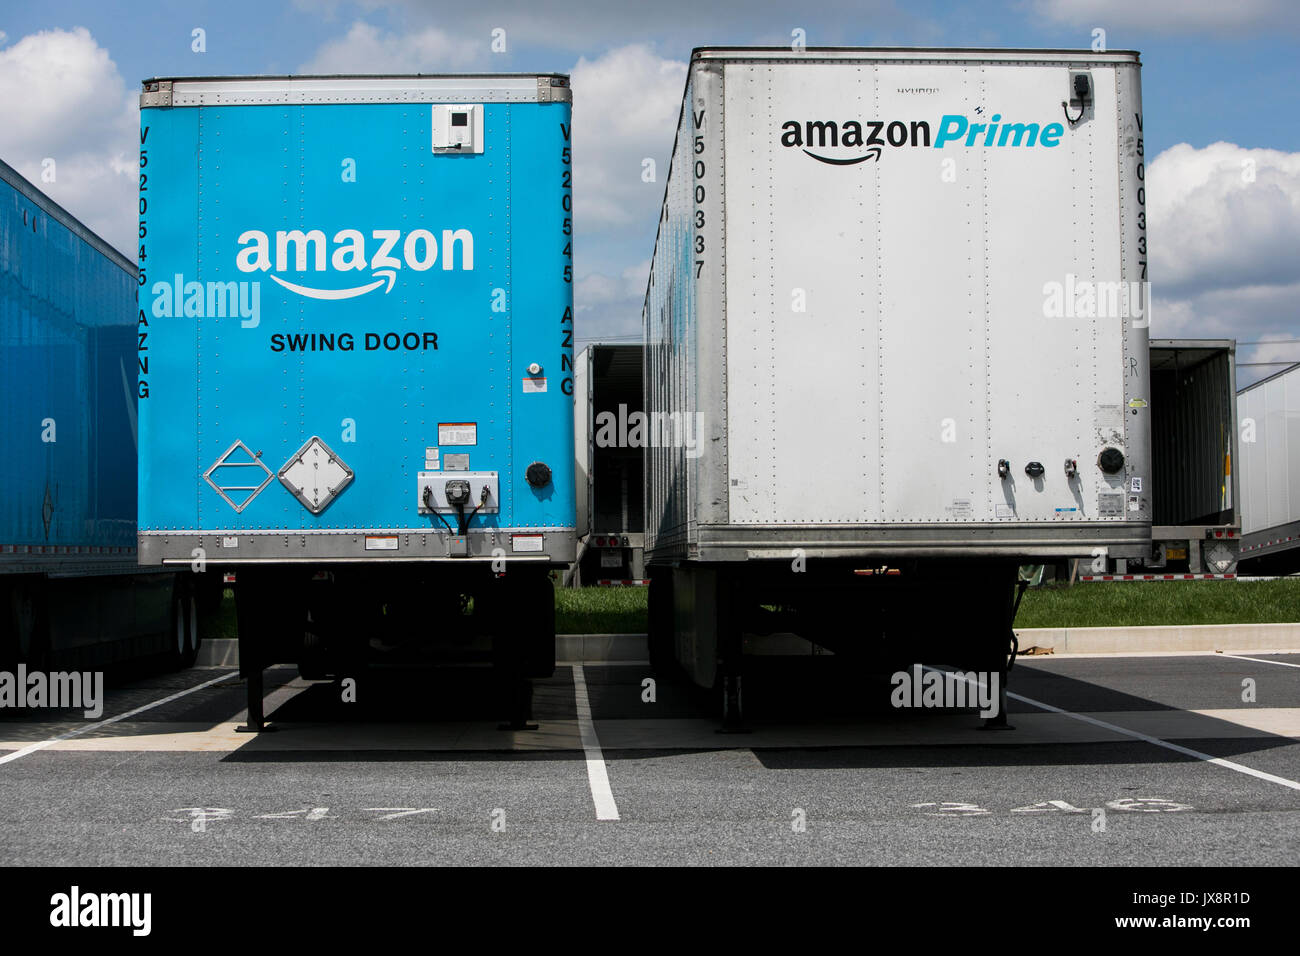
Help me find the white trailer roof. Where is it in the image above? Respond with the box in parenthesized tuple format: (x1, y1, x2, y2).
(690, 47, 1140, 64)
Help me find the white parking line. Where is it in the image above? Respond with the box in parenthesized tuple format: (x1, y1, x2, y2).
(571, 664, 620, 821)
(1008, 689, 1300, 791)
(927, 665, 1300, 792)
(0, 671, 235, 766)
(1220, 654, 1300, 670)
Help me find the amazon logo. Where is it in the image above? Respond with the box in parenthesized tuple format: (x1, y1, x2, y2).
(233, 227, 475, 300)
(780, 118, 931, 165)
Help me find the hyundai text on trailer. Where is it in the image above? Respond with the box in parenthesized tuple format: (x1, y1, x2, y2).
(136, 75, 575, 727)
(643, 48, 1152, 723)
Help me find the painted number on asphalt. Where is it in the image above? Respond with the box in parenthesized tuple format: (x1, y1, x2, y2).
(915, 797, 1192, 816)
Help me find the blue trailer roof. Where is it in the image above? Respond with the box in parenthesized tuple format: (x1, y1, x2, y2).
(0, 158, 135, 276)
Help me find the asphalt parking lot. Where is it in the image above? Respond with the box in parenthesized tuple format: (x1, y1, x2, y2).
(1, 651, 1297, 865)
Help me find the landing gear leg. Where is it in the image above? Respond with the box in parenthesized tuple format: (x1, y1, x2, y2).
(981, 573, 1022, 731)
(494, 569, 549, 731)
(497, 672, 537, 732)
(236, 632, 266, 738)
(234, 573, 275, 733)
(716, 575, 750, 734)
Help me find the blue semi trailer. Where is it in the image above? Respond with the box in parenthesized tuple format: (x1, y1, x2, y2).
(1, 158, 198, 671)
(136, 75, 576, 726)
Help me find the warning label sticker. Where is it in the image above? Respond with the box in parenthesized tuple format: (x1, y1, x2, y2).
(945, 499, 974, 520)
(1099, 494, 1124, 516)
(438, 423, 476, 446)
(1095, 404, 1124, 447)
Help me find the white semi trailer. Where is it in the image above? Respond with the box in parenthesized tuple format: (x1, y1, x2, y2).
(1084, 339, 1239, 579)
(643, 47, 1152, 723)
(1238, 362, 1300, 574)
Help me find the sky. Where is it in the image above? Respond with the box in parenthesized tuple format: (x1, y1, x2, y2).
(1, 0, 1298, 381)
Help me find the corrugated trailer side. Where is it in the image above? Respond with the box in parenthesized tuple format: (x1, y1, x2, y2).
(1, 158, 137, 566)
(1, 158, 189, 670)
(644, 48, 1151, 718)
(1238, 362, 1300, 572)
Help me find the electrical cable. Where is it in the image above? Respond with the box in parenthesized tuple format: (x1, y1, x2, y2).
(423, 486, 456, 535)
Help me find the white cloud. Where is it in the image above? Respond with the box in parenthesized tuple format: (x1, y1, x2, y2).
(299, 20, 484, 72)
(0, 27, 138, 257)
(575, 260, 649, 346)
(1147, 141, 1300, 382)
(569, 45, 686, 233)
(1150, 142, 1300, 295)
(293, 0, 912, 52)
(1029, 0, 1300, 33)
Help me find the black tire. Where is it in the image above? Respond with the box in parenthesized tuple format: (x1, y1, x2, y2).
(172, 581, 200, 669)
(5, 577, 50, 671)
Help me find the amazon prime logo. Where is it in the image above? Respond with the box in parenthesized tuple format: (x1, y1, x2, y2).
(780, 118, 931, 165)
(780, 113, 1065, 166)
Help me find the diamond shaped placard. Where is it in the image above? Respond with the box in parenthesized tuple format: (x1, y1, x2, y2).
(278, 436, 353, 515)
(204, 440, 274, 513)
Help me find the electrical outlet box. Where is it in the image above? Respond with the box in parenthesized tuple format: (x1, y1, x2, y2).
(432, 104, 484, 154)
(418, 471, 499, 513)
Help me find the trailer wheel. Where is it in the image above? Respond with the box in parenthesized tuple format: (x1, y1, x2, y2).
(5, 577, 50, 671)
(172, 584, 199, 669)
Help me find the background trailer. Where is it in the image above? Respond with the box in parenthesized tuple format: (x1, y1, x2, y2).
(572, 343, 646, 585)
(1238, 362, 1300, 575)
(1, 158, 193, 672)
(1097, 339, 1239, 577)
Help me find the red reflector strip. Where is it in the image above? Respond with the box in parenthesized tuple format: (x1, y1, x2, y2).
(1079, 573, 1238, 582)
